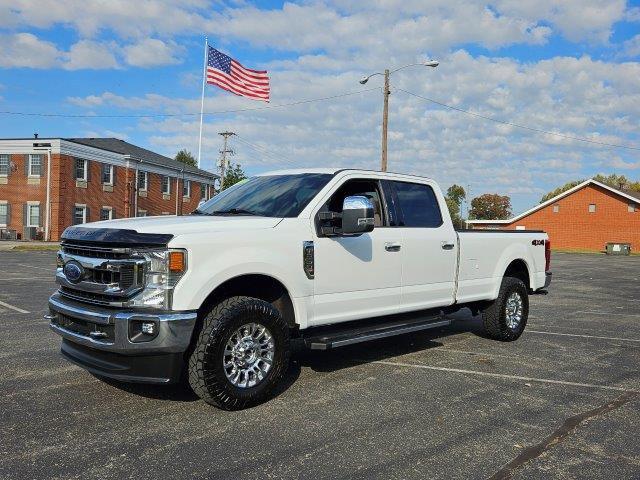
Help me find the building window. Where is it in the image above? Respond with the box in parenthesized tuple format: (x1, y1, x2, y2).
(629, 203, 637, 213)
(183, 180, 191, 197)
(553, 204, 559, 213)
(29, 154, 43, 176)
(100, 207, 113, 221)
(0, 203, 8, 226)
(28, 204, 40, 227)
(75, 159, 87, 180)
(74, 205, 87, 225)
(0, 155, 8, 176)
(137, 210, 147, 217)
(200, 183, 207, 200)
(102, 164, 114, 184)
(588, 204, 596, 213)
(137, 171, 148, 191)
(161, 175, 171, 195)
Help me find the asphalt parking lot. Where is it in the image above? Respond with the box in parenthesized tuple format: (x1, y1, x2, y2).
(1, 251, 639, 479)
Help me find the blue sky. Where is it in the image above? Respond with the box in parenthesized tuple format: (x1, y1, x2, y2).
(1, 0, 639, 214)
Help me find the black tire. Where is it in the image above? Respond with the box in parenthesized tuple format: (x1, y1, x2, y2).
(188, 296, 290, 410)
(481, 276, 529, 341)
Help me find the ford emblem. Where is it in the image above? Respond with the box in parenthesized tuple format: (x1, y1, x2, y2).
(63, 261, 84, 283)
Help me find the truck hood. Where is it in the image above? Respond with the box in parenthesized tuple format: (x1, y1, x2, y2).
(85, 215, 283, 236)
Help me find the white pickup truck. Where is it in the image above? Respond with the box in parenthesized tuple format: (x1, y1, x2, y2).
(47, 168, 551, 409)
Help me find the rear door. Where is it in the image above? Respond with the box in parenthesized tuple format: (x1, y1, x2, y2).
(390, 180, 457, 311)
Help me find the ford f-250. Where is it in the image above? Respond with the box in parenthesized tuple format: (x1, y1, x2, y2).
(47, 169, 551, 410)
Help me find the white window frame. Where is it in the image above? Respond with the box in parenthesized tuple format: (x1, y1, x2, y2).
(137, 209, 147, 217)
(0, 155, 9, 176)
(552, 204, 559, 213)
(100, 206, 113, 221)
(161, 175, 171, 195)
(102, 164, 114, 185)
(588, 203, 596, 213)
(0, 202, 7, 227)
(74, 204, 87, 225)
(137, 171, 148, 191)
(75, 159, 88, 181)
(29, 154, 42, 177)
(629, 203, 637, 213)
(183, 179, 191, 198)
(27, 203, 40, 227)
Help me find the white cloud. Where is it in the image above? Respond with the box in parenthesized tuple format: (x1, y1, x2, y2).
(0, 33, 61, 68)
(122, 38, 182, 67)
(63, 40, 119, 70)
(620, 34, 640, 59)
(67, 49, 639, 214)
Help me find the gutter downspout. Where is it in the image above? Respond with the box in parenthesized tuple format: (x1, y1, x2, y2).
(45, 148, 52, 241)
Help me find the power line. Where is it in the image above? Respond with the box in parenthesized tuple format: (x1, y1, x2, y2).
(0, 88, 379, 119)
(233, 135, 299, 168)
(397, 88, 640, 152)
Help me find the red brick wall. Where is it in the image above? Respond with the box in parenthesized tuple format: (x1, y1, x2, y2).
(0, 153, 208, 241)
(473, 184, 640, 252)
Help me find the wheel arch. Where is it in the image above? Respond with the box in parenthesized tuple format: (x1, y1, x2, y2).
(197, 273, 297, 329)
(502, 258, 531, 290)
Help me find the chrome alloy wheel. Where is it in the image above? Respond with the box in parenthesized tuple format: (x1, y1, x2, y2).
(505, 292, 524, 329)
(223, 323, 275, 388)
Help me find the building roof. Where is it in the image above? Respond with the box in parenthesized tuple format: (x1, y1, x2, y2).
(65, 138, 217, 179)
(469, 178, 640, 224)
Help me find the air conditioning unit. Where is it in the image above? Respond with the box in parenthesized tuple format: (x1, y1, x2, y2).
(0, 228, 17, 240)
(22, 226, 37, 240)
(605, 242, 631, 256)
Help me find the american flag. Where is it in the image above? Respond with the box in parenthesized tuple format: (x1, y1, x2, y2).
(206, 46, 270, 102)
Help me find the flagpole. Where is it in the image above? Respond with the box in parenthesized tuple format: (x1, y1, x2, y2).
(197, 36, 208, 169)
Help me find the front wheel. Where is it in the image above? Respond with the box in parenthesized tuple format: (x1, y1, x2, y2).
(481, 276, 529, 341)
(188, 296, 290, 410)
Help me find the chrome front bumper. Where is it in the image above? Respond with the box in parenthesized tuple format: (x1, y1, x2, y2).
(46, 293, 197, 383)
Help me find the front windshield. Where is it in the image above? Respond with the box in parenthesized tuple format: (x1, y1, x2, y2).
(195, 173, 333, 218)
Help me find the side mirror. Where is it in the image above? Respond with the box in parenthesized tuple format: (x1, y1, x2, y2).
(341, 195, 375, 235)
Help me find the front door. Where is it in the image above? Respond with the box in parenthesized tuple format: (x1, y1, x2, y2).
(310, 178, 402, 326)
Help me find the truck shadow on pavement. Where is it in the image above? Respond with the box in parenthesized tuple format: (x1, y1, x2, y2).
(95, 312, 484, 405)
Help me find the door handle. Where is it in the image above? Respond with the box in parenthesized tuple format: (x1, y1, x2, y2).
(385, 242, 401, 252)
(441, 241, 455, 250)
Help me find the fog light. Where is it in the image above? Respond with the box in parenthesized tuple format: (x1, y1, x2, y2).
(141, 322, 155, 335)
(129, 319, 159, 343)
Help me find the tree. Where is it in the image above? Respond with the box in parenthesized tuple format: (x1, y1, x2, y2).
(175, 149, 197, 167)
(222, 162, 247, 190)
(445, 184, 466, 229)
(469, 194, 512, 220)
(540, 174, 640, 203)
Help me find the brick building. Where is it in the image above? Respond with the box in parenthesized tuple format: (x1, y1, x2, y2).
(468, 179, 640, 252)
(0, 137, 218, 241)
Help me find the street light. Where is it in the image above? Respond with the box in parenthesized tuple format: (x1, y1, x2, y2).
(360, 60, 439, 172)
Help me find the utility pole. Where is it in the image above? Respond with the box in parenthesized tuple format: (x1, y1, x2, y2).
(360, 61, 438, 173)
(381, 69, 390, 172)
(218, 131, 235, 191)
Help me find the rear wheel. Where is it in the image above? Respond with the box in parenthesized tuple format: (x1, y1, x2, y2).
(188, 296, 290, 410)
(481, 276, 529, 341)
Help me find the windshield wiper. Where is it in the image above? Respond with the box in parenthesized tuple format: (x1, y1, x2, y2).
(209, 208, 262, 216)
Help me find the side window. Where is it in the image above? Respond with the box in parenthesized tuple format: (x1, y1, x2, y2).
(393, 181, 443, 228)
(323, 179, 386, 228)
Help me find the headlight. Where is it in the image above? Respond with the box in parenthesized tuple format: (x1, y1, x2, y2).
(128, 249, 187, 309)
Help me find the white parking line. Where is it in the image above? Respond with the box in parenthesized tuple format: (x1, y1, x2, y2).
(17, 264, 52, 272)
(527, 330, 640, 343)
(373, 360, 639, 393)
(0, 300, 29, 314)
(575, 310, 640, 318)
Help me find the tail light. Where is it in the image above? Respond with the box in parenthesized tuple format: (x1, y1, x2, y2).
(545, 239, 551, 272)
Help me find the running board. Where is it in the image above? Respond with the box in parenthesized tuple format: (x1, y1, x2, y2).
(302, 313, 451, 350)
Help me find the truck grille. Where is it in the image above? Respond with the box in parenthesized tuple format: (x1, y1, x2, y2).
(62, 243, 130, 260)
(57, 242, 146, 306)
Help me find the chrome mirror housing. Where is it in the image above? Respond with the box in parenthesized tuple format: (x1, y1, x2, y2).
(341, 195, 375, 235)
